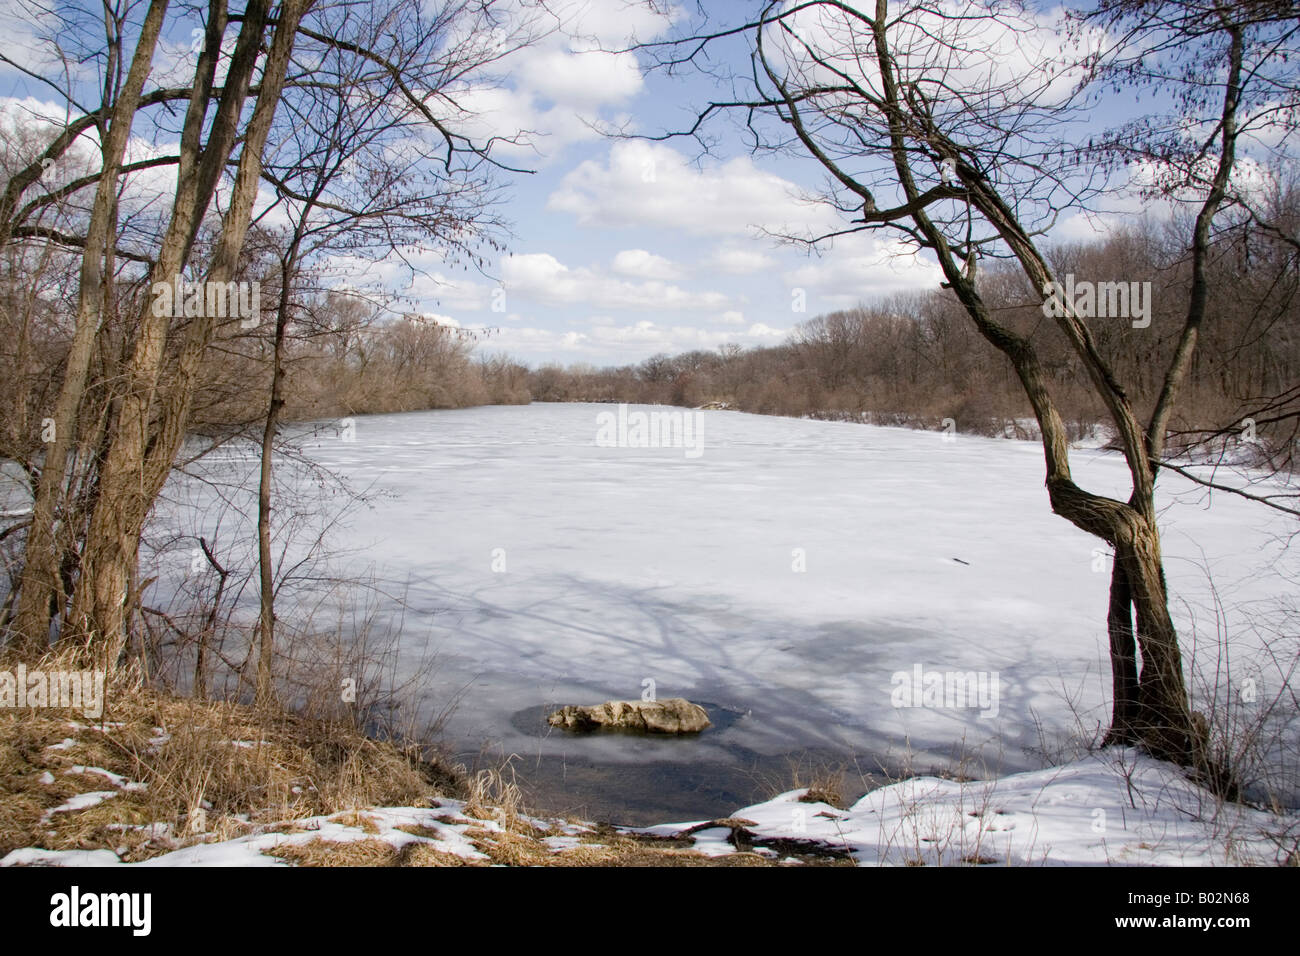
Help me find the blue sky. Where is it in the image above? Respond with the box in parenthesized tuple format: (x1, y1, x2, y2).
(400, 0, 1107, 366)
(433, 0, 954, 364)
(2, 0, 1249, 367)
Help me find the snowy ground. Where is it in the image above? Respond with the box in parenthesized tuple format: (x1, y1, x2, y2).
(146, 403, 1299, 818)
(646, 749, 1296, 866)
(3, 801, 498, 867)
(5, 749, 1293, 866)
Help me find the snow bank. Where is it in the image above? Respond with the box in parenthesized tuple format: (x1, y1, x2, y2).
(649, 750, 1296, 866)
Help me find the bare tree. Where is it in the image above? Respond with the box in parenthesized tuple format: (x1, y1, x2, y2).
(66, 0, 311, 660)
(243, 0, 525, 702)
(1068, 0, 1300, 747)
(1, 0, 538, 666)
(627, 0, 1296, 784)
(11, 0, 172, 652)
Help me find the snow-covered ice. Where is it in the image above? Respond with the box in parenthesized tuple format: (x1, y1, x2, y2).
(149, 403, 1299, 815)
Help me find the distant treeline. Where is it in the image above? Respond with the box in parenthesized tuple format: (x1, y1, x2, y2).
(7, 216, 1291, 472)
(186, 297, 534, 433)
(523, 222, 1299, 449)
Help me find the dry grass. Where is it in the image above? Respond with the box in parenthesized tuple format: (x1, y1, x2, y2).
(462, 824, 791, 867)
(400, 843, 481, 866)
(463, 758, 524, 825)
(257, 819, 853, 867)
(0, 647, 456, 862)
(269, 838, 402, 867)
(799, 777, 846, 808)
(752, 754, 849, 809)
(0, 648, 858, 867)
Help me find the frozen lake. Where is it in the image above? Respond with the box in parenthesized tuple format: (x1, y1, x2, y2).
(152, 403, 1297, 823)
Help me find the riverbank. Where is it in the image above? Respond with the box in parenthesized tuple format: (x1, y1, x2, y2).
(1, 676, 1294, 866)
(0, 677, 852, 867)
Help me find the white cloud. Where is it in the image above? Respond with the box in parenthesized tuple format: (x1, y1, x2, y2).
(611, 248, 682, 279)
(440, 0, 677, 163)
(745, 322, 786, 339)
(0, 96, 99, 175)
(0, 0, 69, 75)
(584, 318, 789, 353)
(548, 140, 839, 237)
(501, 251, 727, 311)
(465, 315, 791, 364)
(515, 48, 644, 110)
(550, 0, 682, 48)
(769, 0, 1097, 117)
(321, 250, 494, 311)
(705, 245, 779, 275)
(782, 234, 942, 309)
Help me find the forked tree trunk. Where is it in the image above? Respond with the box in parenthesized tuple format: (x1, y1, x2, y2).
(63, 0, 252, 659)
(12, 0, 171, 654)
(68, 0, 307, 662)
(1044, 483, 1206, 771)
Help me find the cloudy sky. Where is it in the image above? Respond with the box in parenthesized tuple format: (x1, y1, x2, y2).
(1, 0, 1177, 367)
(422, 0, 961, 364)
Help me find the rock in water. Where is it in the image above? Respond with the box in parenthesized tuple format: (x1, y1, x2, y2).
(547, 698, 711, 734)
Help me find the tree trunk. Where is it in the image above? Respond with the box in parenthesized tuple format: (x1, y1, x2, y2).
(1120, 523, 1203, 765)
(755, 0, 1235, 786)
(12, 0, 170, 654)
(255, 256, 295, 706)
(68, 0, 305, 661)
(1102, 558, 1139, 746)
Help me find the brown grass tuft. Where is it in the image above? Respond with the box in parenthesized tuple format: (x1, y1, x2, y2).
(269, 838, 401, 867)
(0, 665, 460, 861)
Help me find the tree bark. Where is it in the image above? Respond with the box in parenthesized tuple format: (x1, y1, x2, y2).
(68, 0, 308, 661)
(12, 0, 170, 653)
(1102, 557, 1139, 745)
(255, 249, 298, 706)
